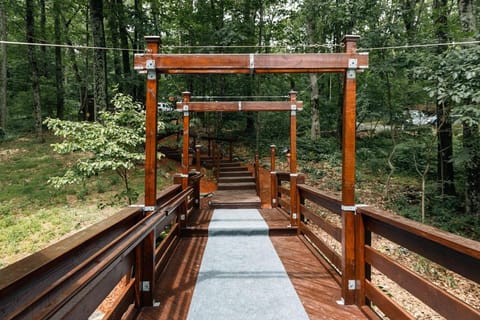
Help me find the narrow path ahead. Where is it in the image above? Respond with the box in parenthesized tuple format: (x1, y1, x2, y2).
(186, 209, 309, 320)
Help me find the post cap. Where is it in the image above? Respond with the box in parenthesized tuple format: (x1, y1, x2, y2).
(341, 35, 360, 44)
(145, 36, 161, 43)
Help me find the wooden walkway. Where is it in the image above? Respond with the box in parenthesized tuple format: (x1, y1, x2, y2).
(137, 208, 369, 320)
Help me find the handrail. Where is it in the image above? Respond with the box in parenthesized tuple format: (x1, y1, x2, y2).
(0, 179, 198, 320)
(293, 180, 480, 319)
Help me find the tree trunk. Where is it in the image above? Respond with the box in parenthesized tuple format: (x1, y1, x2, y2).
(107, 0, 122, 89)
(0, 0, 6, 132)
(457, 0, 479, 215)
(89, 0, 108, 117)
(26, 0, 43, 141)
(54, 0, 64, 119)
(433, 0, 456, 196)
(305, 0, 321, 140)
(116, 0, 131, 93)
(310, 74, 321, 140)
(39, 0, 47, 75)
(458, 0, 477, 34)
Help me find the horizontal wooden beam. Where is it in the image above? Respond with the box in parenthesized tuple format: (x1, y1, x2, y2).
(176, 101, 303, 112)
(134, 53, 369, 74)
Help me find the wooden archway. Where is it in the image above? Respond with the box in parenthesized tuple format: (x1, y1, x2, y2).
(135, 35, 369, 305)
(176, 92, 304, 226)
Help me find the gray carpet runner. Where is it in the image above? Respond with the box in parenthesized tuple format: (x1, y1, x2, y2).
(187, 209, 310, 320)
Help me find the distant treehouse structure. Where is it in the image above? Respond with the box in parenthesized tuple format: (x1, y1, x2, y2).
(134, 35, 369, 305)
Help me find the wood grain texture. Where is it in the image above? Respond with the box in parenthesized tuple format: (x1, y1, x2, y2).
(134, 53, 369, 74)
(176, 101, 304, 112)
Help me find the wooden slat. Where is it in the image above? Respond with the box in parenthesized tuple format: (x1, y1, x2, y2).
(300, 204, 341, 242)
(134, 53, 369, 74)
(278, 198, 290, 212)
(155, 231, 180, 276)
(365, 246, 480, 319)
(177, 101, 304, 112)
(299, 235, 342, 286)
(298, 184, 342, 215)
(362, 212, 480, 283)
(104, 278, 136, 320)
(364, 281, 414, 320)
(58, 251, 135, 319)
(279, 186, 290, 196)
(155, 221, 179, 265)
(359, 206, 480, 259)
(302, 226, 342, 271)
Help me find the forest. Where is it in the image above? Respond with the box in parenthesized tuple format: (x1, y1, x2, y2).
(0, 0, 479, 241)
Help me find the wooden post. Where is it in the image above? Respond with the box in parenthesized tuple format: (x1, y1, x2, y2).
(255, 153, 260, 196)
(341, 35, 360, 305)
(139, 35, 160, 307)
(270, 145, 277, 208)
(289, 90, 298, 226)
(195, 144, 202, 172)
(181, 92, 191, 190)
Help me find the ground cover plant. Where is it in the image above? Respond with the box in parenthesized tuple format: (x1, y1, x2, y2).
(0, 134, 174, 268)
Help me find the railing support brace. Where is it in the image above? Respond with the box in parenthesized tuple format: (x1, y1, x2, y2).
(341, 35, 360, 305)
(270, 145, 277, 208)
(139, 35, 160, 307)
(289, 91, 299, 226)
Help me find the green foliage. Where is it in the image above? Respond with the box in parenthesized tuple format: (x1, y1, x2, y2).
(417, 46, 480, 126)
(45, 92, 150, 205)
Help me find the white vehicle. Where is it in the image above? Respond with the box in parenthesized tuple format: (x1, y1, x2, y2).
(158, 102, 174, 112)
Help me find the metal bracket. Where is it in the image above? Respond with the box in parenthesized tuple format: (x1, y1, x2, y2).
(179, 174, 189, 178)
(183, 104, 189, 117)
(272, 199, 276, 204)
(348, 279, 360, 290)
(348, 58, 358, 69)
(341, 204, 367, 213)
(146, 60, 156, 80)
(249, 54, 255, 74)
(238, 101, 242, 111)
(270, 171, 276, 174)
(341, 205, 356, 212)
(291, 104, 297, 117)
(143, 206, 156, 212)
(141, 281, 151, 292)
(292, 213, 297, 219)
(290, 173, 298, 177)
(180, 214, 186, 221)
(346, 69, 356, 79)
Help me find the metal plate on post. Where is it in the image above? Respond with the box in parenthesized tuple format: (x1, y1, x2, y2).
(346, 70, 356, 79)
(142, 281, 151, 292)
(348, 58, 357, 69)
(146, 60, 156, 80)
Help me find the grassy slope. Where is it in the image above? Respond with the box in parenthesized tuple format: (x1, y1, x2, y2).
(0, 135, 175, 268)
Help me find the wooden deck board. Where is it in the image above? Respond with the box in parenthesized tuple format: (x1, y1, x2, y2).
(137, 208, 369, 320)
(209, 189, 261, 208)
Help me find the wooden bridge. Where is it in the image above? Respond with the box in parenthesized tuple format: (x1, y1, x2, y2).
(1, 35, 479, 319)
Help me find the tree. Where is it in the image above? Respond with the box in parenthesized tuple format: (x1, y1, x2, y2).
(457, 0, 480, 216)
(303, 0, 321, 140)
(45, 92, 151, 205)
(0, 0, 6, 132)
(54, 0, 65, 119)
(433, 0, 456, 196)
(26, 0, 43, 141)
(90, 0, 108, 117)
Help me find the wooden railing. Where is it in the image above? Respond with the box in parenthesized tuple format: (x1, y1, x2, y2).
(271, 170, 480, 319)
(0, 173, 202, 320)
